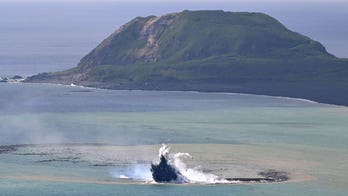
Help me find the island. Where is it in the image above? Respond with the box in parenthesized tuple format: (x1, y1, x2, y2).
(25, 10, 348, 106)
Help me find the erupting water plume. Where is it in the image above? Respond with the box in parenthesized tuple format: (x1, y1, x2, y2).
(113, 144, 289, 184)
(150, 144, 229, 184)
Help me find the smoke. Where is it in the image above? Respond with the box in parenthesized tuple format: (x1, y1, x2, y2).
(0, 114, 67, 145)
(111, 164, 153, 182)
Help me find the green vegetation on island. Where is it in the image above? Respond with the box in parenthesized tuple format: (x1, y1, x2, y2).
(26, 10, 348, 105)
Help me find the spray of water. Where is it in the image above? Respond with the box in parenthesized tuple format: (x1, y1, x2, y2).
(111, 164, 153, 181)
(156, 144, 233, 184)
(113, 144, 237, 184)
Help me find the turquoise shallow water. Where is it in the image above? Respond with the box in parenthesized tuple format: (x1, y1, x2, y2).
(0, 181, 346, 196)
(0, 83, 347, 195)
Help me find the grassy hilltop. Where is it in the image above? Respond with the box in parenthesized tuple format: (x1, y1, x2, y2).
(26, 10, 348, 105)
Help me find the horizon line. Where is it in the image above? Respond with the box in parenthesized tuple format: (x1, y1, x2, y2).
(0, 0, 347, 3)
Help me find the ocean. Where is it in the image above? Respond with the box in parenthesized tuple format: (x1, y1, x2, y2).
(0, 2, 348, 195)
(0, 82, 347, 195)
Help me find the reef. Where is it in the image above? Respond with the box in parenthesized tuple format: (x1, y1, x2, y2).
(226, 170, 289, 183)
(150, 144, 290, 184)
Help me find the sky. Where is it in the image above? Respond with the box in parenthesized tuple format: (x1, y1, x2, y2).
(0, 1, 347, 76)
(0, 0, 347, 2)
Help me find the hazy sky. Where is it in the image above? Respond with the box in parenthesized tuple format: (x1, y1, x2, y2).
(0, 1, 347, 75)
(0, 0, 347, 2)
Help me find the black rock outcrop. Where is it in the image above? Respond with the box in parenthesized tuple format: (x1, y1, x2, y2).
(151, 155, 179, 183)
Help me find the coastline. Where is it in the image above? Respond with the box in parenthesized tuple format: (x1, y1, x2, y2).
(7, 81, 345, 108)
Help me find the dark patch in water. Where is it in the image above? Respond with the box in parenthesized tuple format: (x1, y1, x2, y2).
(259, 170, 289, 182)
(226, 170, 289, 183)
(92, 163, 119, 167)
(0, 145, 18, 154)
(69, 90, 93, 93)
(93, 164, 111, 167)
(15, 152, 52, 156)
(37, 157, 81, 163)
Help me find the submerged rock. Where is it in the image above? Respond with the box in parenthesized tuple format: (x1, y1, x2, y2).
(258, 170, 289, 182)
(225, 170, 289, 183)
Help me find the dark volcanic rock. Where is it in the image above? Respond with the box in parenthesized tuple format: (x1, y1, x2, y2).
(225, 170, 290, 183)
(151, 155, 179, 183)
(259, 169, 290, 182)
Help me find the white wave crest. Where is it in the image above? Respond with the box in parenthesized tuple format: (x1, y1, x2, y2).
(157, 144, 234, 184)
